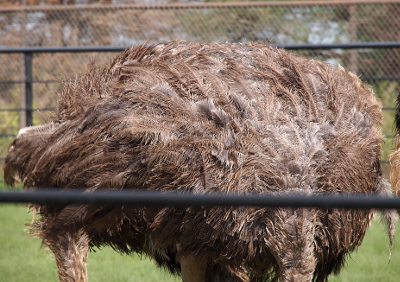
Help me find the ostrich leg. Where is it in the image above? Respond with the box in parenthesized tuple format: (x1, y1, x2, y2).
(180, 255, 207, 282)
(45, 228, 90, 282)
(275, 208, 317, 282)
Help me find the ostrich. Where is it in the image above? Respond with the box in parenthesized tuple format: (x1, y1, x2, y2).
(4, 41, 396, 282)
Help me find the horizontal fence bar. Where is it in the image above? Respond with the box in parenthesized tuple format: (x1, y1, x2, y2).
(0, 107, 55, 112)
(277, 42, 400, 50)
(1, 0, 400, 13)
(0, 80, 60, 84)
(0, 46, 126, 53)
(0, 189, 399, 209)
(1, 42, 400, 54)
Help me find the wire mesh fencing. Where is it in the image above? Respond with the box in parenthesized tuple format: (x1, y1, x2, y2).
(1, 1, 400, 80)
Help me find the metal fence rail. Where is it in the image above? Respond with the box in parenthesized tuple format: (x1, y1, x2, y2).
(1, 189, 400, 209)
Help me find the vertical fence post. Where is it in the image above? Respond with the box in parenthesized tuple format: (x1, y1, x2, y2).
(24, 52, 33, 127)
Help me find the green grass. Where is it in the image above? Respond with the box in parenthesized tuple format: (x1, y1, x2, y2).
(329, 215, 400, 282)
(1, 204, 399, 282)
(0, 204, 179, 282)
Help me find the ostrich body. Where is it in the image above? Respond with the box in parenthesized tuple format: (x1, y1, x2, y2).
(4, 42, 395, 282)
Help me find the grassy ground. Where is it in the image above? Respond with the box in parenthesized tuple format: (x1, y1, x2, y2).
(1, 204, 399, 282)
(0, 204, 180, 282)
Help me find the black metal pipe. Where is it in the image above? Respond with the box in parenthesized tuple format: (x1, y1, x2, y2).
(0, 46, 127, 54)
(276, 41, 400, 50)
(1, 1, 399, 13)
(1, 42, 400, 54)
(24, 52, 33, 127)
(0, 107, 55, 112)
(0, 189, 399, 210)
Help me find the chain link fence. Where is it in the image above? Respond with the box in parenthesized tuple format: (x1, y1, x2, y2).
(1, 0, 400, 183)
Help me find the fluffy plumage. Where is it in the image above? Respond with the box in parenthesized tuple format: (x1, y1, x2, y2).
(4, 41, 395, 282)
